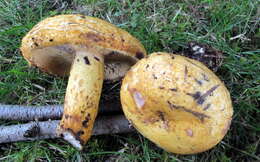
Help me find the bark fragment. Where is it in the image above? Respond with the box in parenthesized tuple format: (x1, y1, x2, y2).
(167, 101, 210, 122)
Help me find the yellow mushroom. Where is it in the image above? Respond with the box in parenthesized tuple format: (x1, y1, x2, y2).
(20, 14, 146, 150)
(120, 52, 233, 154)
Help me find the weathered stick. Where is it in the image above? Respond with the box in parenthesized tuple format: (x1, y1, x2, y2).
(0, 115, 134, 144)
(0, 101, 122, 121)
(0, 105, 63, 121)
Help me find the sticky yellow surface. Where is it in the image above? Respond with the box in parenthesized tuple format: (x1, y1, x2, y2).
(57, 50, 104, 147)
(20, 14, 146, 75)
(19, 14, 147, 149)
(120, 52, 233, 154)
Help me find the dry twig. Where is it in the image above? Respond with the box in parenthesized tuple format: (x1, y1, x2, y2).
(0, 102, 121, 121)
(0, 115, 133, 144)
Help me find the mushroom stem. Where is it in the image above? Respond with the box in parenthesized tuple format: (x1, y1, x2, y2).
(57, 49, 104, 150)
(0, 115, 134, 144)
(0, 103, 122, 121)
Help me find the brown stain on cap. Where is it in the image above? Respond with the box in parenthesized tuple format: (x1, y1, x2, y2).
(84, 33, 103, 42)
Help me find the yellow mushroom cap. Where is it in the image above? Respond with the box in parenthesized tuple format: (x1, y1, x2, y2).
(120, 52, 233, 154)
(20, 14, 146, 80)
(20, 14, 147, 150)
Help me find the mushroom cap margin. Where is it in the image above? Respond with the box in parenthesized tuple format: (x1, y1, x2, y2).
(20, 14, 147, 78)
